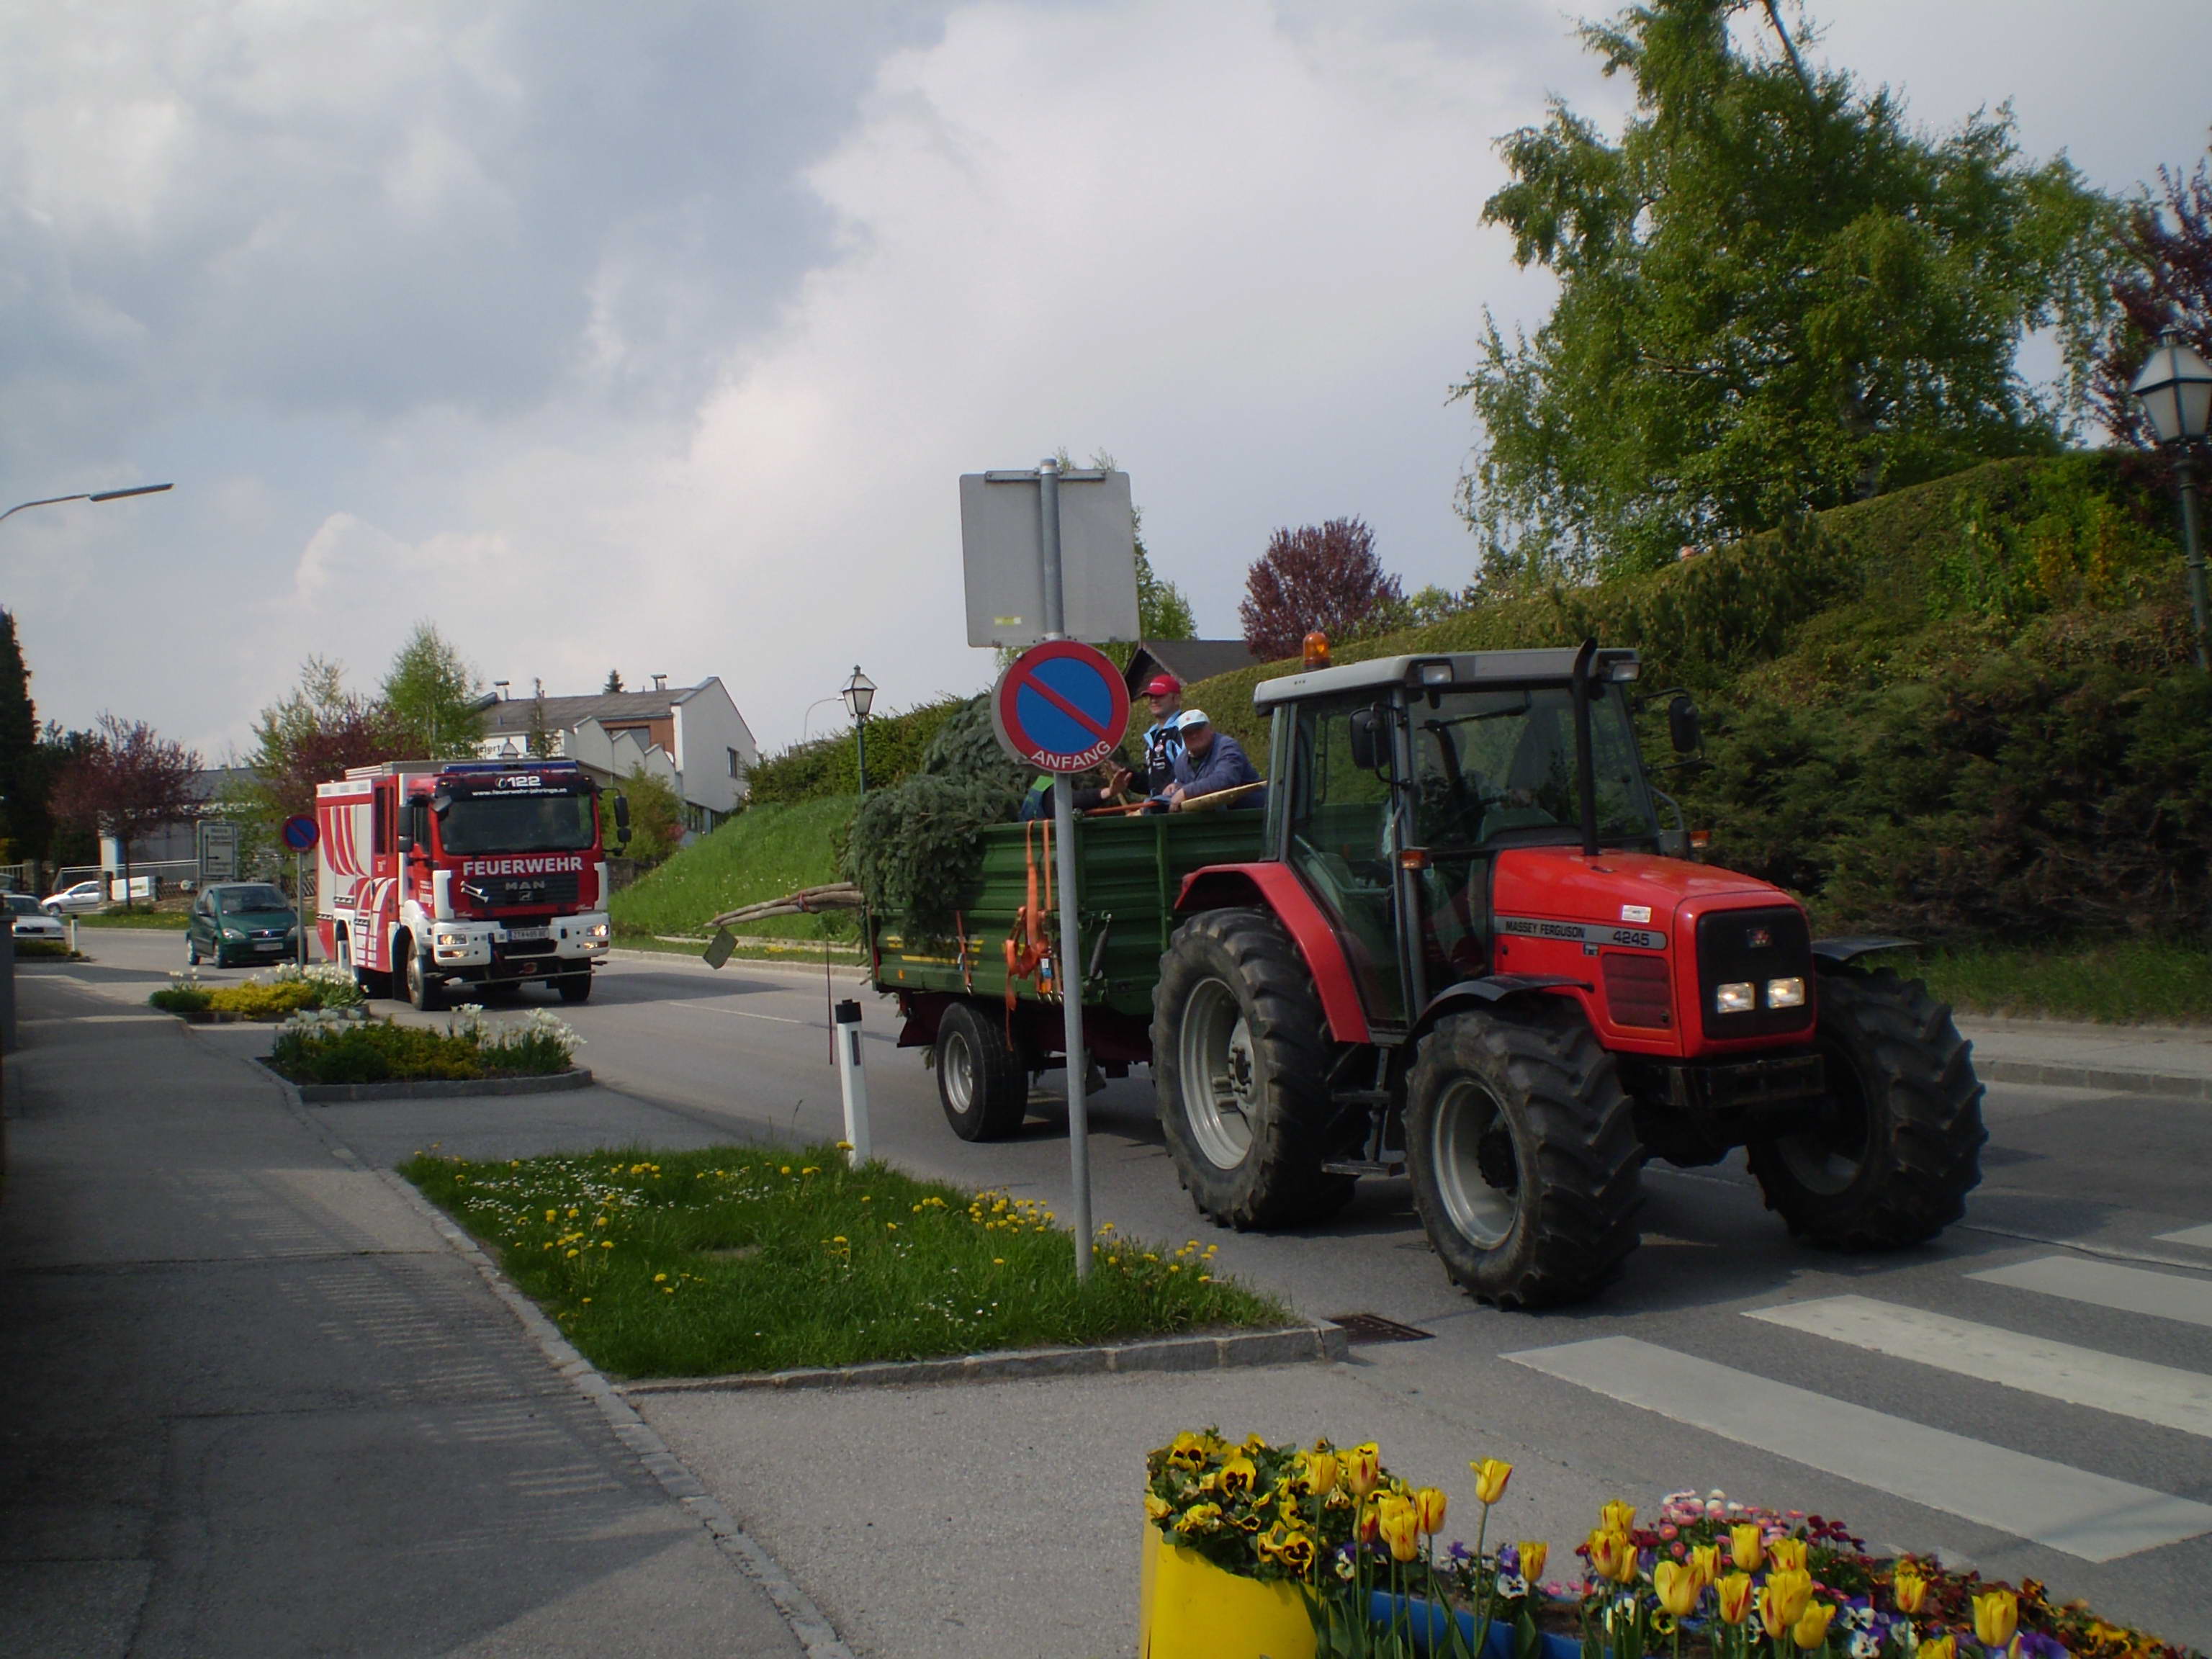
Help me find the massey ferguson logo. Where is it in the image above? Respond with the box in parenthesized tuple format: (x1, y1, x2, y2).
(460, 855, 585, 876)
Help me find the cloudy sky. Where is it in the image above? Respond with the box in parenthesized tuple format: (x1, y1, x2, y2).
(3, 0, 2207, 760)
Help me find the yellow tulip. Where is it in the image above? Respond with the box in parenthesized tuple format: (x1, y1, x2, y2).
(1518, 1541, 1548, 1583)
(1346, 1443, 1382, 1497)
(1380, 1505, 1423, 1563)
(1892, 1565, 1929, 1615)
(1768, 1536, 1808, 1573)
(1759, 1570, 1814, 1637)
(1714, 1573, 1755, 1627)
(1689, 1543, 1721, 1591)
(1308, 1449, 1339, 1497)
(1730, 1523, 1765, 1573)
(1473, 1458, 1514, 1504)
(1973, 1589, 2019, 1648)
(1601, 1499, 1636, 1534)
(1653, 1560, 1699, 1618)
(1793, 1602, 1837, 1651)
(1920, 1638, 1956, 1659)
(1415, 1487, 1449, 1535)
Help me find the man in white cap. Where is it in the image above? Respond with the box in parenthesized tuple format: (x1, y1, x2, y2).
(1162, 709, 1262, 809)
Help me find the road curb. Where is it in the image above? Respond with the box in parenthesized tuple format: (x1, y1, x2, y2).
(253, 1066, 859, 1659)
(1974, 1056, 2212, 1100)
(619, 1321, 1349, 1398)
(251, 1058, 597, 1102)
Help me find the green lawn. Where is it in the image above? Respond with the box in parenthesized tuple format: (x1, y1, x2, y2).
(1888, 939, 2212, 1026)
(404, 1143, 1288, 1379)
(610, 797, 857, 943)
(68, 909, 191, 930)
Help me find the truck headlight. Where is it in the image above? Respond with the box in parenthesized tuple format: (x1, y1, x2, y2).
(1767, 976, 1805, 1009)
(435, 931, 467, 948)
(586, 922, 608, 940)
(1714, 981, 1755, 1014)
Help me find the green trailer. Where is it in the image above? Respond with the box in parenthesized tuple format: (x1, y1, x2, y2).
(873, 810, 1264, 1138)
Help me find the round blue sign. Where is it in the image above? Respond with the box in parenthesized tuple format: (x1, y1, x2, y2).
(282, 814, 320, 851)
(992, 639, 1132, 773)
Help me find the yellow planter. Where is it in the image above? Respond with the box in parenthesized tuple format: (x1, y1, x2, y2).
(1138, 1523, 1316, 1659)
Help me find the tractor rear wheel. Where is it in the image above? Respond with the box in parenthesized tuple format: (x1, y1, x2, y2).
(1151, 908, 1352, 1229)
(1747, 966, 1984, 1249)
(933, 1000, 1029, 1141)
(1405, 1002, 1643, 1309)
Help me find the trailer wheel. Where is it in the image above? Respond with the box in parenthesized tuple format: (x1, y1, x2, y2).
(1405, 1002, 1642, 1309)
(400, 935, 443, 1012)
(1152, 908, 1352, 1229)
(1747, 966, 1984, 1249)
(934, 1000, 1028, 1141)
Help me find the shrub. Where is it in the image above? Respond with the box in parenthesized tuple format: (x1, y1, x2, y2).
(149, 985, 212, 1013)
(266, 1007, 581, 1085)
(208, 980, 320, 1017)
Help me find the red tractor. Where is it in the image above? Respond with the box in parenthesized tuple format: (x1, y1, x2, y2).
(1145, 641, 1985, 1307)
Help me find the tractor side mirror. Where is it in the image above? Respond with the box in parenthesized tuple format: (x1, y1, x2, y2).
(1346, 708, 1389, 774)
(1668, 696, 1702, 756)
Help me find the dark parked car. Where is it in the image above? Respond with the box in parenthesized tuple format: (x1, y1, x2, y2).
(187, 883, 300, 968)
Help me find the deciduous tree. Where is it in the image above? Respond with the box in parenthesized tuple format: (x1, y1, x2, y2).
(1239, 517, 1402, 662)
(2092, 148, 2212, 446)
(379, 623, 485, 757)
(240, 657, 407, 830)
(1455, 0, 2118, 577)
(617, 763, 685, 865)
(50, 714, 202, 909)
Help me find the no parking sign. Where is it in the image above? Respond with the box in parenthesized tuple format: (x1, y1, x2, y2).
(991, 640, 1131, 773)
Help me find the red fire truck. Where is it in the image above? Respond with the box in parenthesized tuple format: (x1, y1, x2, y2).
(315, 759, 629, 1009)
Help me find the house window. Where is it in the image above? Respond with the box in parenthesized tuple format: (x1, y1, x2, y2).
(728, 747, 742, 779)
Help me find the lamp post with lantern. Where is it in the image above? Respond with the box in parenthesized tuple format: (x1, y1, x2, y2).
(842, 666, 876, 796)
(2131, 328, 2212, 670)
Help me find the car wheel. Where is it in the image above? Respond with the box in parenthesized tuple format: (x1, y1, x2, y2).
(187, 937, 200, 966)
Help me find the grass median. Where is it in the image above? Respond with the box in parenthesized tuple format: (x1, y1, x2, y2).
(1888, 939, 2212, 1025)
(403, 1142, 1290, 1379)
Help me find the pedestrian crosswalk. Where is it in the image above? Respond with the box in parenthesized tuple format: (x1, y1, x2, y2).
(1504, 1243, 2212, 1564)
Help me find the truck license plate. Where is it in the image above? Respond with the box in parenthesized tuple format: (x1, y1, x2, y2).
(505, 925, 549, 942)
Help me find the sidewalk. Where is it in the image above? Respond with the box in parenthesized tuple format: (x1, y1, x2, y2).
(1956, 1015, 2212, 1098)
(0, 969, 814, 1658)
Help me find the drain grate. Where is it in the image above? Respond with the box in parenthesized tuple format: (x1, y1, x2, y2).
(1329, 1312, 1434, 1345)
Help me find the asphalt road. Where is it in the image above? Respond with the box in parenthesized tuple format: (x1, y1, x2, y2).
(73, 930, 2212, 1649)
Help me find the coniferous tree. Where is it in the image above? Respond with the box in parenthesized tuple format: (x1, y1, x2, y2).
(0, 610, 44, 863)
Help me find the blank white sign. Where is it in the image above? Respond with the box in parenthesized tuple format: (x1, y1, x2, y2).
(960, 470, 1139, 649)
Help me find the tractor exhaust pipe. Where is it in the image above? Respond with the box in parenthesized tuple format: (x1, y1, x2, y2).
(1570, 637, 1600, 858)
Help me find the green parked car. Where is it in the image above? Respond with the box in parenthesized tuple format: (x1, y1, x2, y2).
(187, 882, 301, 968)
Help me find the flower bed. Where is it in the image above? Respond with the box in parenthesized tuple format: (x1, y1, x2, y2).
(1141, 1432, 2198, 1659)
(403, 1144, 1291, 1377)
(149, 962, 364, 1019)
(266, 1005, 580, 1084)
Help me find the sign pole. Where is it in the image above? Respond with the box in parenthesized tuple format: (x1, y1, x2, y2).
(296, 848, 307, 967)
(1038, 457, 1094, 1282)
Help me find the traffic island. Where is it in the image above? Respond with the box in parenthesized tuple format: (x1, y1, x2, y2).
(400, 1143, 1310, 1383)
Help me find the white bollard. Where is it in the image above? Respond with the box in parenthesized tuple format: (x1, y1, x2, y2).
(832, 998, 871, 1168)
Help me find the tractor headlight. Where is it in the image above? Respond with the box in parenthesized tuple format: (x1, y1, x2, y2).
(1767, 976, 1805, 1009)
(1714, 981, 1755, 1014)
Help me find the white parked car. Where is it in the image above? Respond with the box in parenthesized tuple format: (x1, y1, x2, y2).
(8, 892, 67, 940)
(41, 880, 104, 915)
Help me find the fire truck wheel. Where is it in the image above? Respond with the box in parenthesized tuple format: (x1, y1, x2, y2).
(1405, 1002, 1642, 1310)
(401, 938, 444, 1012)
(933, 1000, 1028, 1141)
(1152, 908, 1353, 1230)
(1747, 966, 1984, 1249)
(556, 971, 593, 1004)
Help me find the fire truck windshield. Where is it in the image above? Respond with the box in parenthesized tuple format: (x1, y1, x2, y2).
(438, 792, 597, 855)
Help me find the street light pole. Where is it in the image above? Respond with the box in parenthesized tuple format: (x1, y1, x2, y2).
(840, 667, 876, 797)
(0, 482, 174, 528)
(2131, 328, 2212, 671)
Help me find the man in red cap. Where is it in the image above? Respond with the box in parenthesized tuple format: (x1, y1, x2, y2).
(1138, 673, 1185, 796)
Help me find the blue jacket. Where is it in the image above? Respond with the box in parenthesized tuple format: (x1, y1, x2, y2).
(1171, 732, 1262, 804)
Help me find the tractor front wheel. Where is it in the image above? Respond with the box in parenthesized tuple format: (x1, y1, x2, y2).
(1152, 908, 1352, 1230)
(1405, 1002, 1643, 1309)
(1747, 966, 1984, 1249)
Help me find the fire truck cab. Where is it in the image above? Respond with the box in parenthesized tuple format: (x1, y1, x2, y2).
(315, 759, 626, 1009)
